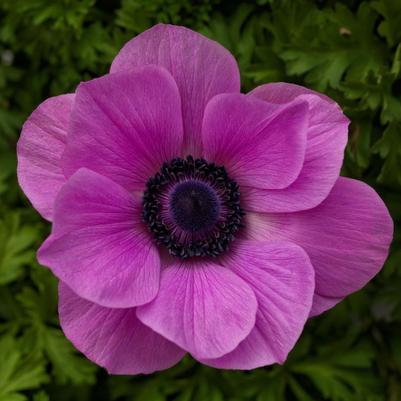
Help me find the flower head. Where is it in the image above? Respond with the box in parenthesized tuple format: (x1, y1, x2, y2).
(17, 24, 393, 374)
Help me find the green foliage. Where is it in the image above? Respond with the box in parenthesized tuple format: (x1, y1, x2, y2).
(116, 0, 220, 33)
(0, 213, 38, 285)
(0, 335, 48, 401)
(0, 0, 400, 400)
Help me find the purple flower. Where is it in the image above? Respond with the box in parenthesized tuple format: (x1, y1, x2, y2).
(17, 24, 393, 374)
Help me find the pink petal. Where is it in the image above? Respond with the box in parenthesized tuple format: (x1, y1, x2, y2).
(246, 83, 349, 212)
(62, 66, 183, 192)
(137, 260, 257, 359)
(110, 24, 240, 156)
(202, 94, 308, 190)
(38, 169, 160, 308)
(246, 177, 393, 305)
(17, 94, 74, 221)
(59, 283, 185, 375)
(310, 294, 343, 317)
(201, 240, 314, 369)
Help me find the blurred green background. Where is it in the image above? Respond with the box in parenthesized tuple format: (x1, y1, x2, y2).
(1, 0, 401, 400)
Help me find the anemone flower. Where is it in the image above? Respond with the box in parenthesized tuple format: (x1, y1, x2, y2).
(17, 24, 393, 374)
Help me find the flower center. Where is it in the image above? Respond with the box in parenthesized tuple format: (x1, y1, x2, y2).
(170, 180, 220, 232)
(142, 156, 244, 258)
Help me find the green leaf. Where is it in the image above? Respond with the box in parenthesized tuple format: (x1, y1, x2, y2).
(0, 336, 48, 401)
(32, 392, 49, 401)
(0, 212, 38, 285)
(16, 278, 98, 385)
(44, 327, 97, 385)
(372, 122, 401, 186)
(269, 2, 389, 90)
(372, 0, 401, 46)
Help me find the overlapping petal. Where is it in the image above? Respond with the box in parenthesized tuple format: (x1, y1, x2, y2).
(310, 294, 343, 317)
(17, 94, 74, 220)
(59, 283, 185, 375)
(201, 240, 314, 369)
(245, 83, 349, 212)
(246, 177, 393, 311)
(62, 66, 183, 192)
(202, 94, 308, 190)
(137, 260, 257, 359)
(110, 23, 241, 156)
(38, 169, 160, 308)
